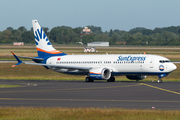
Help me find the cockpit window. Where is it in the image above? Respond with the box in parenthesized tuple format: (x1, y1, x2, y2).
(159, 60, 170, 63)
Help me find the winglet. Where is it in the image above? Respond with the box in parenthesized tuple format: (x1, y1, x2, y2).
(11, 51, 23, 67)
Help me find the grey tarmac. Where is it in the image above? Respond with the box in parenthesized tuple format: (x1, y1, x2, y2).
(0, 80, 180, 110)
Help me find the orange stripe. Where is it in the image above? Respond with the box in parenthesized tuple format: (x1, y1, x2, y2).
(37, 48, 62, 54)
(90, 72, 101, 74)
(11, 51, 15, 55)
(12, 65, 16, 67)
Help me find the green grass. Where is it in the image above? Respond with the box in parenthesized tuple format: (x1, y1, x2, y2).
(0, 107, 180, 120)
(0, 84, 21, 88)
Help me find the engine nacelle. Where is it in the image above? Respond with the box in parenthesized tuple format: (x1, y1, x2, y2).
(126, 75, 147, 80)
(89, 68, 111, 80)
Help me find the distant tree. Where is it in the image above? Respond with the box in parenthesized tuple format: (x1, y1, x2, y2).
(50, 26, 78, 44)
(109, 33, 120, 45)
(86, 25, 102, 35)
(97, 33, 108, 42)
(153, 27, 164, 34)
(163, 26, 179, 34)
(2, 22, 180, 45)
(161, 31, 178, 45)
(11, 30, 23, 42)
(129, 27, 147, 34)
(113, 29, 120, 33)
(21, 31, 34, 43)
(0, 30, 12, 43)
(141, 29, 153, 35)
(6, 27, 14, 31)
(121, 33, 131, 43)
(73, 27, 82, 35)
(109, 29, 113, 37)
(132, 32, 143, 42)
(82, 34, 95, 45)
(0, 32, 2, 40)
(30, 27, 33, 32)
(18, 26, 27, 32)
(3, 30, 11, 39)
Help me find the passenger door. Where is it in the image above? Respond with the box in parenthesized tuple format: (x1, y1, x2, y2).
(149, 59, 154, 68)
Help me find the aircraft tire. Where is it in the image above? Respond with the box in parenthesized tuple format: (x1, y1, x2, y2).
(107, 77, 115, 82)
(157, 79, 162, 83)
(85, 77, 90, 82)
(86, 77, 94, 82)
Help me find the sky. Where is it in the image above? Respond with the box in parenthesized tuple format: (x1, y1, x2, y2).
(1, 0, 180, 32)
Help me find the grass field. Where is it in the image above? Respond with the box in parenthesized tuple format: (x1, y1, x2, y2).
(0, 107, 180, 120)
(1, 45, 180, 60)
(0, 84, 21, 88)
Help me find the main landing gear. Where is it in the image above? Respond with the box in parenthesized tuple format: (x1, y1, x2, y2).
(85, 77, 115, 82)
(107, 77, 115, 82)
(85, 77, 94, 82)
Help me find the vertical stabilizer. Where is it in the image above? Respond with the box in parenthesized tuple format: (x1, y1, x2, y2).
(32, 20, 66, 57)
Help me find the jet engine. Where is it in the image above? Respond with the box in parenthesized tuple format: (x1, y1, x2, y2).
(126, 75, 147, 80)
(89, 68, 111, 80)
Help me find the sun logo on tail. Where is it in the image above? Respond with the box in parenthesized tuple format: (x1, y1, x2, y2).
(34, 28, 51, 46)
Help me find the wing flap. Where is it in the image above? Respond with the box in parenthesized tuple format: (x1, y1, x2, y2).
(25, 62, 91, 70)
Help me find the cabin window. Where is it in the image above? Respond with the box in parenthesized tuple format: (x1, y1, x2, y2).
(159, 60, 170, 63)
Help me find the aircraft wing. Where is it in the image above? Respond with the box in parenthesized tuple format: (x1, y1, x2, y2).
(25, 62, 91, 70)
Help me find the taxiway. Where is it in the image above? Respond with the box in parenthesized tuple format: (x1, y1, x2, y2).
(0, 80, 180, 110)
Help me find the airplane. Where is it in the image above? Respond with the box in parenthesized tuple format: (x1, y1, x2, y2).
(11, 20, 177, 83)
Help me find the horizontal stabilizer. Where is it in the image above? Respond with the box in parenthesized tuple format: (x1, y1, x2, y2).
(11, 51, 23, 67)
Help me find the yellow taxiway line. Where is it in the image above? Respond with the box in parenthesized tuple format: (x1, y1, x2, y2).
(141, 83, 180, 95)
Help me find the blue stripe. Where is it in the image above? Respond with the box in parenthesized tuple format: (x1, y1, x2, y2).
(34, 31, 39, 41)
(51, 71, 170, 78)
(37, 51, 67, 58)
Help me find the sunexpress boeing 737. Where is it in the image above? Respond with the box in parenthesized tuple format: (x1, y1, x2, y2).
(12, 20, 177, 83)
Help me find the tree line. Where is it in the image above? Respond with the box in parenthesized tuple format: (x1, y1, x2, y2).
(1, 25, 180, 46)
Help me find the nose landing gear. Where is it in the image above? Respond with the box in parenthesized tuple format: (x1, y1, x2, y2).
(157, 74, 168, 83)
(157, 78, 162, 83)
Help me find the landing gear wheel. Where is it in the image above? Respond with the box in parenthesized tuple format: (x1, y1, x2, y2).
(90, 79, 94, 82)
(85, 77, 94, 82)
(157, 79, 162, 83)
(107, 77, 115, 82)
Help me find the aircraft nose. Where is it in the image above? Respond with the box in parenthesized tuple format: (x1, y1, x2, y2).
(172, 63, 177, 71)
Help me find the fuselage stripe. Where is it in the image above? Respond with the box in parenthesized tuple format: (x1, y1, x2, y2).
(37, 48, 63, 54)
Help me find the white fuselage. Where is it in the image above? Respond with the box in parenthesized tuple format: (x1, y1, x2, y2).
(45, 54, 177, 76)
